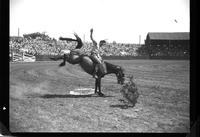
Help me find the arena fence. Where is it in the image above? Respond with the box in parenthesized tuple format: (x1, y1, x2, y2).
(12, 52, 23, 62)
(11, 52, 36, 62)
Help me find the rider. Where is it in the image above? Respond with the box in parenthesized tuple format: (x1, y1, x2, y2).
(90, 28, 106, 78)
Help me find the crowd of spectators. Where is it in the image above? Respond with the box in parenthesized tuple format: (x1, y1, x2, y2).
(9, 32, 140, 57)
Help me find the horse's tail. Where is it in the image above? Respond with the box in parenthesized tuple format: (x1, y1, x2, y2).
(73, 33, 83, 49)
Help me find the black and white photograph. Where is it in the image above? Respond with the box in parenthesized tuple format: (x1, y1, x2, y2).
(9, 0, 190, 133)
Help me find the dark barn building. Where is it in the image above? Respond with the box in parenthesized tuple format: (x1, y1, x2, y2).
(145, 32, 190, 59)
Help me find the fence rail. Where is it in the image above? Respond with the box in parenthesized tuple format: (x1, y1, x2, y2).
(11, 52, 36, 62)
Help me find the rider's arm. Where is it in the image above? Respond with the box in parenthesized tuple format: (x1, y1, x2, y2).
(90, 29, 98, 48)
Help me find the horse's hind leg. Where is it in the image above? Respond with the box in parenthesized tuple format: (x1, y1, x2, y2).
(95, 78, 98, 94)
(97, 78, 105, 97)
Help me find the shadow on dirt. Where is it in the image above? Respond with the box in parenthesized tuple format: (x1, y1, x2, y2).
(110, 99, 136, 109)
(40, 94, 114, 99)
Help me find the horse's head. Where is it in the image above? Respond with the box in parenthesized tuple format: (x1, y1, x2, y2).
(116, 66, 125, 85)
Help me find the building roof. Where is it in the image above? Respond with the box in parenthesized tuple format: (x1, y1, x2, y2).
(147, 32, 189, 40)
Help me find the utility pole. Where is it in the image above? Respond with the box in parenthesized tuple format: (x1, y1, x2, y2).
(139, 35, 141, 46)
(18, 28, 20, 37)
(83, 34, 85, 43)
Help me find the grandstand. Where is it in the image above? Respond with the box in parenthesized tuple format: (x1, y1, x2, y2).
(144, 32, 190, 57)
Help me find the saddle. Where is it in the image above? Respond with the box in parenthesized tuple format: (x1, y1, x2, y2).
(89, 55, 107, 74)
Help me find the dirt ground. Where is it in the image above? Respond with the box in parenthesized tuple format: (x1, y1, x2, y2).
(9, 60, 190, 132)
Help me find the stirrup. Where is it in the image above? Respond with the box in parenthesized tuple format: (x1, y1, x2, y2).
(93, 74, 98, 79)
(92, 70, 98, 78)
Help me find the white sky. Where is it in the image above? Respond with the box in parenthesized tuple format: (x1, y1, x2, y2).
(10, 0, 189, 44)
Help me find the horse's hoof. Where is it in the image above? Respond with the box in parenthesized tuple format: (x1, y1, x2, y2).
(59, 62, 65, 67)
(98, 92, 105, 97)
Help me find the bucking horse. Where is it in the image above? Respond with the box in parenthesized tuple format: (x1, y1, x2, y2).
(51, 33, 125, 96)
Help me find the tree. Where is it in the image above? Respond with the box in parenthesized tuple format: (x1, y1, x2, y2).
(112, 41, 117, 45)
(23, 32, 51, 41)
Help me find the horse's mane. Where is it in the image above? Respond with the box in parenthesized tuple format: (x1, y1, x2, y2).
(104, 61, 125, 73)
